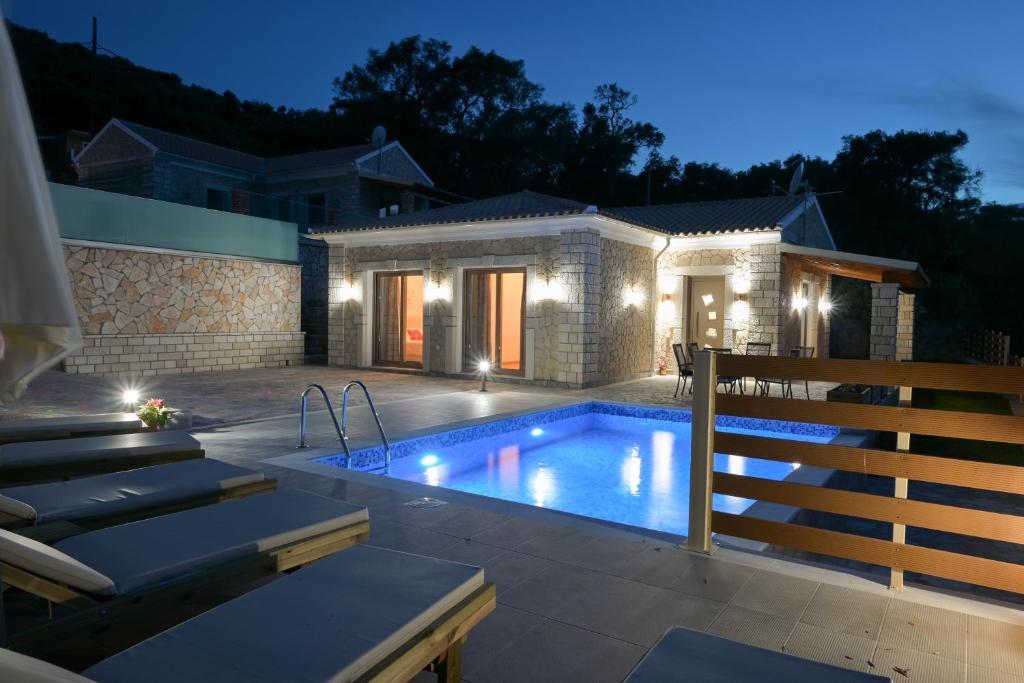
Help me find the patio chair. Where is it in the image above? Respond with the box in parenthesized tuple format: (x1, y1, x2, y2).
(0, 459, 275, 543)
(744, 341, 772, 394)
(0, 430, 205, 485)
(0, 413, 144, 446)
(757, 347, 802, 398)
(0, 545, 495, 683)
(687, 343, 743, 394)
(672, 343, 692, 397)
(625, 626, 891, 682)
(791, 345, 815, 399)
(0, 488, 370, 655)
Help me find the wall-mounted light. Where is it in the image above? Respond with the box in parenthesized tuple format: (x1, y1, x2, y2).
(623, 286, 645, 308)
(337, 281, 359, 302)
(425, 271, 450, 302)
(732, 299, 749, 323)
(733, 276, 751, 295)
(792, 294, 809, 311)
(819, 297, 833, 314)
(534, 276, 563, 302)
(657, 273, 678, 293)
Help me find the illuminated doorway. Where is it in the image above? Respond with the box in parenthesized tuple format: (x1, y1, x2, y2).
(463, 269, 526, 373)
(373, 272, 424, 368)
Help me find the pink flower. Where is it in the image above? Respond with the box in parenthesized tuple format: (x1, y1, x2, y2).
(146, 398, 164, 407)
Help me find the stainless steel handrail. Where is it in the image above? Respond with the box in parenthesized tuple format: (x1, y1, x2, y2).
(340, 380, 391, 473)
(298, 384, 346, 453)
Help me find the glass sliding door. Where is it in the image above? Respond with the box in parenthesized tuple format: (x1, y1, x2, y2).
(463, 269, 526, 374)
(374, 272, 423, 368)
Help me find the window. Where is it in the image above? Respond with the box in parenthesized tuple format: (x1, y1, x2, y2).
(306, 193, 326, 225)
(206, 187, 228, 211)
(463, 269, 526, 374)
(374, 272, 424, 368)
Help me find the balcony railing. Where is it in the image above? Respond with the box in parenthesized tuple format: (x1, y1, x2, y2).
(688, 352, 1024, 594)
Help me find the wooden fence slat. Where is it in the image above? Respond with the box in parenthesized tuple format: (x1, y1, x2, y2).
(713, 472, 1024, 544)
(715, 394, 1024, 445)
(711, 512, 1024, 595)
(713, 432, 1024, 495)
(714, 355, 1024, 394)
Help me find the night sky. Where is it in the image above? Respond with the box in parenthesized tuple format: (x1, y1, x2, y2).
(5, 0, 1023, 203)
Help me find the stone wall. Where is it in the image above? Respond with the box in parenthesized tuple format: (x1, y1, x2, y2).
(869, 282, 899, 360)
(62, 243, 302, 375)
(897, 292, 915, 361)
(559, 230, 601, 387)
(299, 237, 329, 363)
(598, 237, 655, 384)
(747, 244, 783, 351)
(780, 256, 830, 357)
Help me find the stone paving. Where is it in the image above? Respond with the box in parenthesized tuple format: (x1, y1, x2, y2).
(3, 367, 1022, 682)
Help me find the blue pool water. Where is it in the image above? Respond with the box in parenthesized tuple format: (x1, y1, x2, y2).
(317, 402, 837, 537)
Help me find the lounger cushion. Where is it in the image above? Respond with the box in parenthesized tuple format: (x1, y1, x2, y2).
(0, 430, 200, 470)
(85, 545, 484, 683)
(54, 489, 368, 595)
(0, 647, 93, 683)
(625, 627, 891, 682)
(0, 459, 264, 523)
(0, 528, 115, 595)
(0, 413, 142, 443)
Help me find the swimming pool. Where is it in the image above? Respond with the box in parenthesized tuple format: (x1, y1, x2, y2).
(316, 402, 838, 537)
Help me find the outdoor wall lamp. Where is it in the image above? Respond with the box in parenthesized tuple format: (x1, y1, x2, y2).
(425, 271, 450, 302)
(337, 280, 359, 302)
(623, 286, 644, 307)
(819, 297, 833, 313)
(534, 274, 563, 301)
(792, 293, 809, 311)
(732, 276, 751, 295)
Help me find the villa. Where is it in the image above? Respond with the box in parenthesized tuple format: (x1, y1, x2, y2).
(312, 190, 927, 387)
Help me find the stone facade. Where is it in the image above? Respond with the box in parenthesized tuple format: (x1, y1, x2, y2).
(62, 243, 302, 375)
(559, 230, 601, 387)
(598, 237, 655, 384)
(897, 292, 915, 361)
(779, 255, 830, 357)
(869, 283, 900, 360)
(299, 237, 329, 363)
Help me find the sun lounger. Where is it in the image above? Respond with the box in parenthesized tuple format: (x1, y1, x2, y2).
(0, 488, 370, 654)
(0, 459, 275, 542)
(0, 413, 144, 445)
(625, 627, 891, 682)
(0, 545, 495, 682)
(0, 430, 204, 485)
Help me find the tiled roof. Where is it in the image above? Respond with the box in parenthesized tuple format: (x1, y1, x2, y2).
(315, 191, 809, 236)
(601, 195, 808, 236)
(117, 120, 376, 175)
(317, 191, 593, 233)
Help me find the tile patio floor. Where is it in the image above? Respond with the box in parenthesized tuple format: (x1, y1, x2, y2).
(3, 367, 1022, 682)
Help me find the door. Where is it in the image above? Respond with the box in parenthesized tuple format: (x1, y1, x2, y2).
(688, 276, 726, 349)
(463, 269, 526, 373)
(374, 272, 424, 368)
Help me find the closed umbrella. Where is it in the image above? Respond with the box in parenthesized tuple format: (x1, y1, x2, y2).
(0, 9, 82, 403)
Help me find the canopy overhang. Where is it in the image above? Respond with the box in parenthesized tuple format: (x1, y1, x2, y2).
(780, 244, 929, 290)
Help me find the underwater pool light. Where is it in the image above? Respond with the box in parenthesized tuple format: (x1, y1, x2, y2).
(420, 454, 439, 467)
(530, 427, 544, 437)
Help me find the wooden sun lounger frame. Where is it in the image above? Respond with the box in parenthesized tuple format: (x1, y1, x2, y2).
(365, 582, 496, 683)
(0, 444, 206, 486)
(1, 517, 371, 656)
(0, 478, 278, 544)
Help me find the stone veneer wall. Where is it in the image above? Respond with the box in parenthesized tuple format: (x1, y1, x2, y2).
(896, 292, 915, 361)
(598, 237, 655, 384)
(62, 243, 302, 376)
(869, 282, 901, 361)
(779, 255, 830, 357)
(299, 237, 329, 363)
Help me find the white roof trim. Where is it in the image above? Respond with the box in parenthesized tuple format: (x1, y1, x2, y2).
(667, 229, 782, 251)
(354, 141, 434, 187)
(779, 243, 922, 273)
(777, 194, 837, 250)
(74, 119, 157, 167)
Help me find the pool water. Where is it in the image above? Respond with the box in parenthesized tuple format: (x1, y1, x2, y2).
(316, 403, 837, 537)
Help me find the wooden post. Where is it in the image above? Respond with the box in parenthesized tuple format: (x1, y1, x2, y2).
(891, 384, 912, 591)
(688, 350, 717, 553)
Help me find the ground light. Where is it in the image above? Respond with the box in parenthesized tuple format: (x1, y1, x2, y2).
(478, 359, 490, 392)
(122, 388, 140, 409)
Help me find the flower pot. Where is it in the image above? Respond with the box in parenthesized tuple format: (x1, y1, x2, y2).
(826, 384, 871, 404)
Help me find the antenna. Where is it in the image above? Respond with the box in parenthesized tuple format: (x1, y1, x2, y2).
(788, 160, 805, 195)
(371, 125, 386, 175)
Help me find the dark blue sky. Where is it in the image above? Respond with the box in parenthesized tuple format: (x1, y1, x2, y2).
(5, 0, 1024, 203)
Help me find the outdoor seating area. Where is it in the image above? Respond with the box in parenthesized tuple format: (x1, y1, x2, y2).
(672, 342, 817, 400)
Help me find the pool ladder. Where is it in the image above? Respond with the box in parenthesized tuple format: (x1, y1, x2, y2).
(298, 381, 392, 474)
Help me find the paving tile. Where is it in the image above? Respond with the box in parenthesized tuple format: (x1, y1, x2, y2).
(871, 644, 964, 683)
(707, 605, 796, 650)
(672, 554, 758, 603)
(498, 563, 603, 617)
(617, 544, 704, 589)
(783, 622, 877, 674)
(967, 616, 1024, 678)
(436, 539, 509, 567)
(470, 517, 575, 550)
(879, 598, 967, 660)
(616, 588, 725, 647)
(551, 574, 660, 643)
(967, 665, 1024, 683)
(560, 535, 653, 574)
(365, 519, 462, 557)
(511, 528, 601, 562)
(467, 619, 644, 683)
(800, 582, 891, 639)
(461, 605, 547, 679)
(481, 550, 554, 594)
(730, 570, 820, 621)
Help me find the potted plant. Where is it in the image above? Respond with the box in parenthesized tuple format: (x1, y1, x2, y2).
(657, 359, 668, 376)
(137, 398, 171, 429)
(826, 384, 872, 404)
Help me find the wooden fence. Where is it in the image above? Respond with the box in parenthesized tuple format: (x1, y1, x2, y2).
(963, 329, 1011, 365)
(687, 352, 1024, 593)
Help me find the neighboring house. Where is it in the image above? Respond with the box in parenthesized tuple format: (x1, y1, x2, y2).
(311, 191, 926, 388)
(74, 118, 462, 364)
(74, 118, 461, 231)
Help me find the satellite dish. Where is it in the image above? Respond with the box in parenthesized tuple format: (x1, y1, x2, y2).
(788, 161, 805, 195)
(371, 125, 387, 147)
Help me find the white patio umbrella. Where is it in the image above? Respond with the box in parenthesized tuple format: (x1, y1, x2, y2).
(0, 9, 82, 403)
